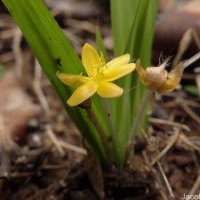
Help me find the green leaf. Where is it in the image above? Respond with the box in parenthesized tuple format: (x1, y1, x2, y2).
(110, 0, 157, 166)
(96, 27, 108, 62)
(110, 0, 140, 56)
(0, 64, 5, 78)
(184, 85, 199, 96)
(3, 0, 108, 164)
(126, 0, 157, 66)
(127, 0, 157, 124)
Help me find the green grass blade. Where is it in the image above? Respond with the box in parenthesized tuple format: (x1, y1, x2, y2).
(3, 0, 107, 164)
(110, 0, 140, 56)
(109, 0, 138, 166)
(96, 27, 108, 62)
(127, 0, 157, 126)
(110, 0, 157, 166)
(127, 0, 157, 66)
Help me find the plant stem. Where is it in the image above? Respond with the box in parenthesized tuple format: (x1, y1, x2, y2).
(183, 52, 200, 69)
(125, 89, 152, 161)
(101, 98, 120, 164)
(85, 106, 112, 166)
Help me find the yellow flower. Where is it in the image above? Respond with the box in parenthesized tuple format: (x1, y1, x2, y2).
(135, 59, 183, 93)
(57, 43, 135, 106)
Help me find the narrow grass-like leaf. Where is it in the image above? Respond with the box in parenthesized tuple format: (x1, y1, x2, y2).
(184, 85, 199, 96)
(110, 0, 157, 166)
(110, 0, 140, 56)
(0, 64, 5, 77)
(127, 0, 157, 126)
(110, 0, 139, 166)
(3, 0, 108, 164)
(96, 27, 108, 62)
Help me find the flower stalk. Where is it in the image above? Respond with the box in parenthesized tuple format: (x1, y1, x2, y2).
(83, 103, 113, 166)
(183, 52, 200, 69)
(101, 98, 120, 163)
(126, 89, 152, 161)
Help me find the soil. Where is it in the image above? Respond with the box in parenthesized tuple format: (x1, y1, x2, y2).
(0, 0, 200, 200)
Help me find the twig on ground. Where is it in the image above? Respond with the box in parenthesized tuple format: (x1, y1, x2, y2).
(151, 130, 180, 165)
(189, 171, 200, 195)
(149, 117, 190, 132)
(59, 140, 87, 155)
(10, 171, 36, 178)
(179, 134, 200, 152)
(12, 27, 23, 79)
(181, 103, 200, 125)
(142, 150, 169, 200)
(157, 161, 174, 199)
(33, 60, 51, 116)
(45, 124, 65, 157)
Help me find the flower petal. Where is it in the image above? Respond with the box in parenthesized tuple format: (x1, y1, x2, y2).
(100, 63, 135, 82)
(67, 80, 98, 106)
(158, 63, 183, 93)
(56, 72, 90, 88)
(135, 59, 147, 85)
(106, 54, 130, 69)
(97, 81, 123, 97)
(82, 43, 105, 77)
